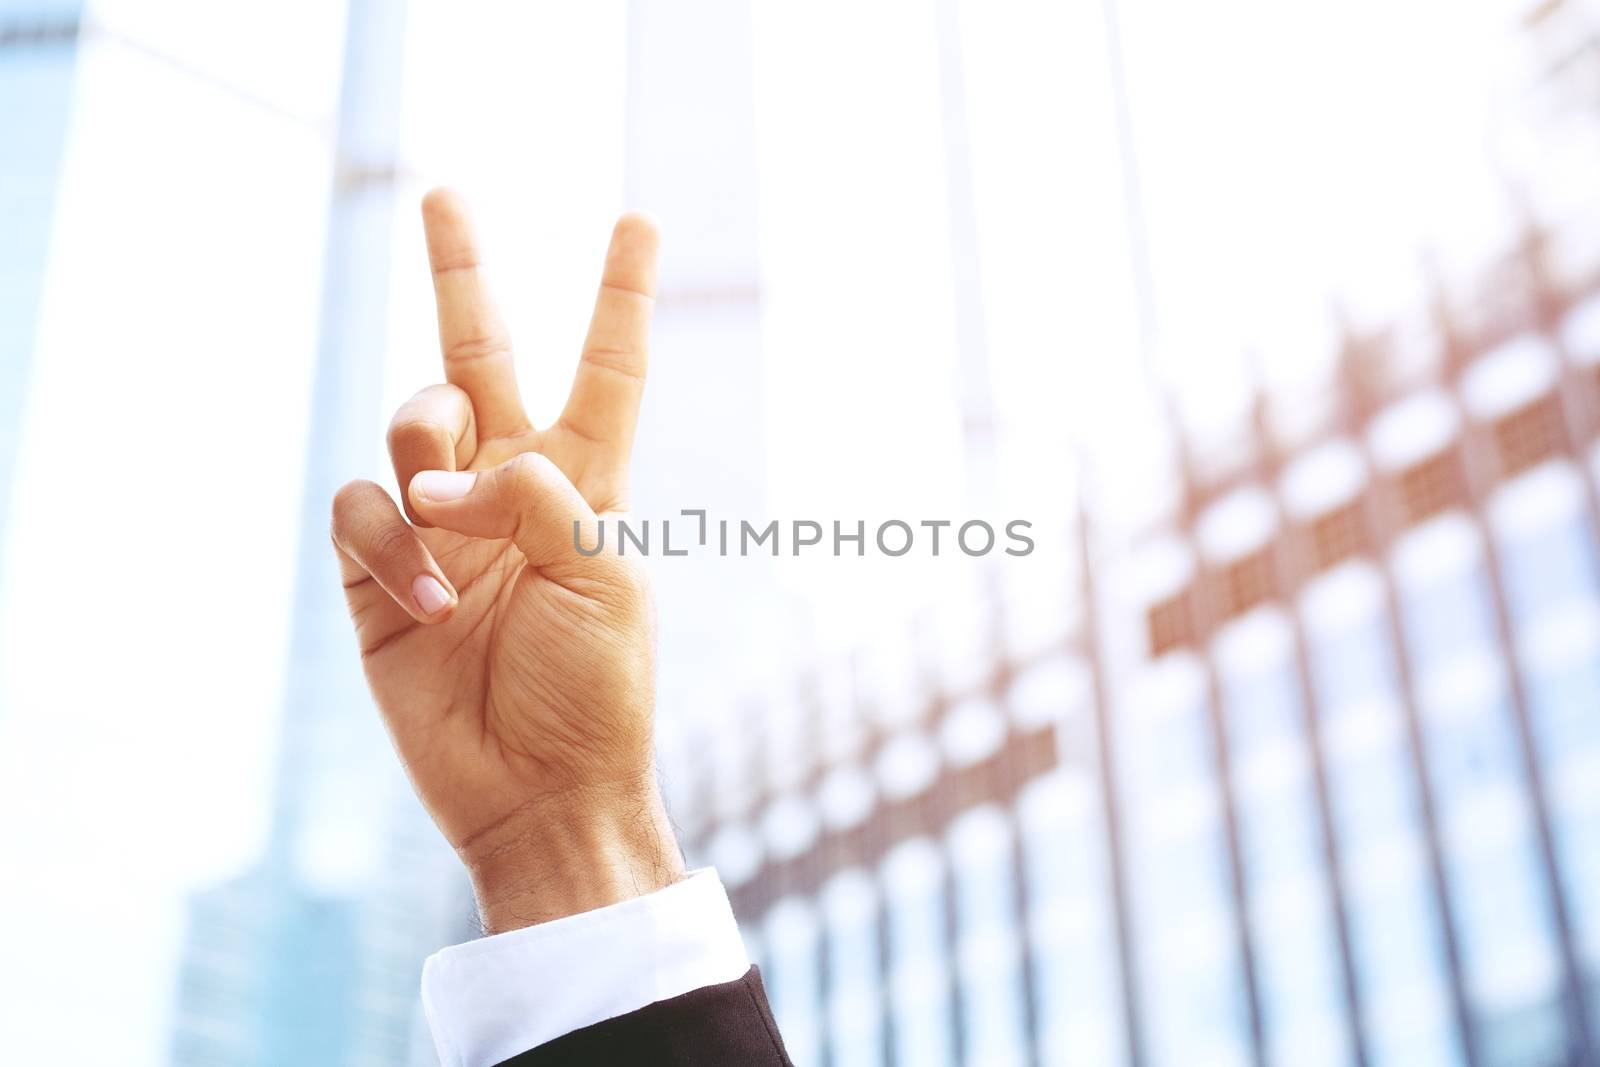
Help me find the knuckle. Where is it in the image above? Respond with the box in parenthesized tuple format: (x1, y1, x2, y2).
(366, 520, 415, 567)
(443, 334, 510, 365)
(330, 479, 378, 535)
(500, 451, 549, 496)
(424, 381, 470, 405)
(386, 415, 443, 455)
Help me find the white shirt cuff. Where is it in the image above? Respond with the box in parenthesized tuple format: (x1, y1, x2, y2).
(420, 868, 750, 1067)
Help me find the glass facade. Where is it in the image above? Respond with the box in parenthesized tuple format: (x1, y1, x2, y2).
(678, 246, 1600, 1065)
(1217, 615, 1353, 1067)
(1302, 563, 1462, 1067)
(1117, 658, 1253, 1067)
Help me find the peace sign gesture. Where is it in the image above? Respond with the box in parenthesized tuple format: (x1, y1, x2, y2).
(330, 189, 684, 931)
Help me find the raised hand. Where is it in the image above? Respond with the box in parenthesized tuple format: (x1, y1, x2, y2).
(329, 190, 683, 932)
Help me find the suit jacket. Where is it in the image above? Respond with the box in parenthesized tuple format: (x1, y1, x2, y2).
(496, 967, 793, 1066)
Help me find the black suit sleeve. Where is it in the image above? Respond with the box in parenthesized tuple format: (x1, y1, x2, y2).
(494, 966, 794, 1067)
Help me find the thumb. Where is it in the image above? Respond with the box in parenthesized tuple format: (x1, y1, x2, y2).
(408, 452, 609, 578)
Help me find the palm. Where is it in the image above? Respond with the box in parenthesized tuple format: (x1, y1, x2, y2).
(333, 191, 660, 851)
(354, 428, 627, 728)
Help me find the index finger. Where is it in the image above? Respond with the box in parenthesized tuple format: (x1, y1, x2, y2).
(422, 188, 531, 440)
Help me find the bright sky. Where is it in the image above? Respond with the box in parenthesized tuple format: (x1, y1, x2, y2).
(0, 0, 1552, 1061)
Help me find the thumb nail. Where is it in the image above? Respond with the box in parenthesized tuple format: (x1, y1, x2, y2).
(412, 470, 477, 503)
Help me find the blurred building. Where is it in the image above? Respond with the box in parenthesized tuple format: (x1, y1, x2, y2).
(665, 4, 1600, 1067)
(169, 1, 462, 1064)
(669, 224, 1600, 1067)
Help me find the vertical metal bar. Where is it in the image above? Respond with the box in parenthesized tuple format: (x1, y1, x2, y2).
(1077, 508, 1147, 1067)
(1446, 353, 1597, 1063)
(989, 663, 1043, 1066)
(1246, 398, 1371, 1067)
(939, 815, 970, 1064)
(817, 868, 837, 1067)
(1189, 568, 1269, 1067)
(1272, 525, 1372, 1067)
(875, 877, 899, 1067)
(1006, 802, 1043, 1067)
(992, 568, 1044, 1067)
(908, 616, 969, 1066)
(1352, 424, 1482, 1067)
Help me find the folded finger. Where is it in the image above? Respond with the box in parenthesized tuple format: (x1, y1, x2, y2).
(388, 382, 478, 526)
(408, 452, 613, 585)
(332, 479, 458, 624)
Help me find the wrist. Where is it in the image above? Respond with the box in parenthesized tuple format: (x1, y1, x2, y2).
(461, 779, 687, 934)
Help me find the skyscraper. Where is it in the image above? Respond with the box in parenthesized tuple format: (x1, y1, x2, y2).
(168, 2, 443, 1063)
(0, 0, 82, 633)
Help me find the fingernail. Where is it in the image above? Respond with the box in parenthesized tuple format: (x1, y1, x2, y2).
(412, 469, 476, 502)
(412, 574, 452, 616)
